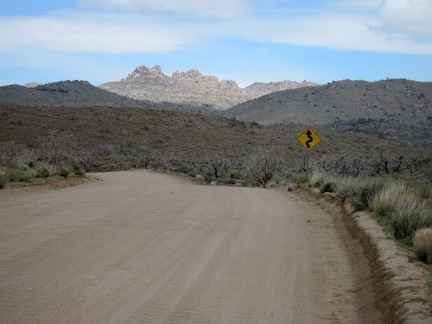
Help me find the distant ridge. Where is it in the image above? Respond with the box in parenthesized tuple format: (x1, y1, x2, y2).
(223, 79, 432, 146)
(99, 65, 318, 110)
(0, 80, 214, 113)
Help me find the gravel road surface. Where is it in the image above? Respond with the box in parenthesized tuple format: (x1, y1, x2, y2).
(0, 170, 382, 323)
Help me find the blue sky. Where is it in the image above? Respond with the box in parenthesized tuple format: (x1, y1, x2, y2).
(1, 0, 431, 87)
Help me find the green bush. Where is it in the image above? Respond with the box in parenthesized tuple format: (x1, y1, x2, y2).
(36, 165, 51, 178)
(321, 181, 336, 193)
(230, 171, 243, 180)
(74, 168, 85, 176)
(60, 166, 71, 178)
(6, 169, 20, 182)
(7, 169, 35, 182)
(19, 170, 36, 182)
(20, 164, 30, 171)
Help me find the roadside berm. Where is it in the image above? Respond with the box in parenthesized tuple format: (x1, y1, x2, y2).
(300, 188, 431, 323)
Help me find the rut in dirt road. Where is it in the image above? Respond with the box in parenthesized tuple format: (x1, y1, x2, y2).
(0, 170, 383, 323)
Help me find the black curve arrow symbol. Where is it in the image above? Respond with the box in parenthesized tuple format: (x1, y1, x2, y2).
(305, 130, 313, 149)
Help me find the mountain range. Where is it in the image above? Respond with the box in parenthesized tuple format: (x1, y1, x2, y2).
(0, 80, 212, 114)
(99, 65, 318, 110)
(1, 66, 431, 147)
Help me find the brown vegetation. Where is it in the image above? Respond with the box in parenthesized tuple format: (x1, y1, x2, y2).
(1, 103, 430, 183)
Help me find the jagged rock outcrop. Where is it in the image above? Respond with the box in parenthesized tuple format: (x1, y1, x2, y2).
(100, 65, 318, 110)
(125, 65, 168, 80)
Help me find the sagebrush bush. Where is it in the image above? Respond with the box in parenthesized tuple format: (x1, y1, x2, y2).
(36, 165, 51, 178)
(19, 169, 37, 182)
(74, 168, 85, 176)
(59, 166, 71, 178)
(413, 228, 432, 264)
(6, 168, 36, 182)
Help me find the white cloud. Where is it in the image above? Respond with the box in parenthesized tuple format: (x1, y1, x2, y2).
(0, 15, 200, 54)
(1, 0, 431, 56)
(326, 0, 382, 9)
(77, 0, 253, 17)
(379, 0, 432, 37)
(230, 11, 432, 54)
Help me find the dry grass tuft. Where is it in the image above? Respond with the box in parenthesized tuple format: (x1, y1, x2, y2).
(371, 182, 432, 242)
(413, 228, 432, 264)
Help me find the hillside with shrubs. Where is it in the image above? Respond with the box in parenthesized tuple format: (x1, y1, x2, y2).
(1, 102, 432, 310)
(224, 79, 432, 146)
(1, 101, 432, 247)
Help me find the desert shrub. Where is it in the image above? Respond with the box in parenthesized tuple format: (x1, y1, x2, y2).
(72, 164, 85, 176)
(310, 172, 337, 193)
(370, 182, 407, 219)
(6, 169, 20, 182)
(314, 154, 366, 177)
(230, 171, 243, 180)
(288, 172, 310, 185)
(0, 171, 8, 189)
(59, 166, 71, 178)
(371, 181, 432, 242)
(321, 181, 336, 193)
(6, 168, 36, 182)
(221, 178, 237, 185)
(19, 169, 36, 182)
(310, 171, 323, 188)
(74, 168, 85, 176)
(335, 177, 385, 211)
(174, 162, 193, 175)
(390, 200, 432, 244)
(245, 148, 283, 187)
(36, 165, 51, 178)
(19, 164, 30, 171)
(204, 173, 215, 183)
(413, 228, 432, 264)
(416, 184, 432, 200)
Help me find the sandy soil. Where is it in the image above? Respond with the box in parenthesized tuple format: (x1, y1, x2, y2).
(0, 170, 383, 323)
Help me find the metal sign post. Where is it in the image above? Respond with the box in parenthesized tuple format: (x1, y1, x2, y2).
(297, 127, 321, 172)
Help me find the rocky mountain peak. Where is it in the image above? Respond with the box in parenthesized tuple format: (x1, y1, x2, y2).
(125, 65, 167, 80)
(101, 65, 319, 110)
(172, 69, 219, 84)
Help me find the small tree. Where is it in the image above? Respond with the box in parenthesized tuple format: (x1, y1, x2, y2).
(203, 154, 226, 178)
(245, 148, 283, 187)
(373, 147, 405, 176)
(39, 130, 73, 164)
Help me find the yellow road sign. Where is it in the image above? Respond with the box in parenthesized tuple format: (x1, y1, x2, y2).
(297, 127, 321, 152)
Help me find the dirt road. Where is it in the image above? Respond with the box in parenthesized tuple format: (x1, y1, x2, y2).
(0, 171, 382, 323)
